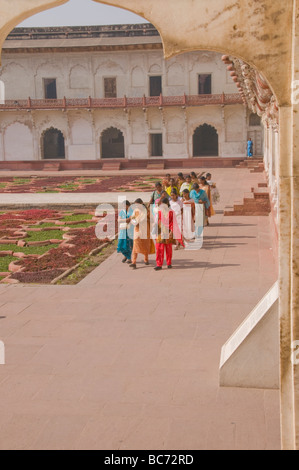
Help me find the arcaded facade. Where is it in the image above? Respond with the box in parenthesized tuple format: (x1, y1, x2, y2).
(0, 24, 263, 163)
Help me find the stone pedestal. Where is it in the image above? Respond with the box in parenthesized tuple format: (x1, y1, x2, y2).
(220, 283, 279, 390)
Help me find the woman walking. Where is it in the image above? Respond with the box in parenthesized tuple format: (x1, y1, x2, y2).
(130, 198, 155, 269)
(149, 182, 164, 206)
(154, 198, 184, 271)
(117, 200, 134, 264)
(190, 183, 211, 231)
(182, 189, 196, 241)
(199, 176, 215, 225)
(170, 189, 184, 250)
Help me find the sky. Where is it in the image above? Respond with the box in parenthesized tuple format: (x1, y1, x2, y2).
(19, 0, 148, 27)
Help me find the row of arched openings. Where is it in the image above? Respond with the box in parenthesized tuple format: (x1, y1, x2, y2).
(41, 124, 219, 159)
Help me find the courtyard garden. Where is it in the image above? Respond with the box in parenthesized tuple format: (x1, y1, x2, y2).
(0, 208, 117, 285)
(0, 175, 162, 193)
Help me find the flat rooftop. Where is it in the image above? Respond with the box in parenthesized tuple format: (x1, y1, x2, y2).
(3, 24, 162, 51)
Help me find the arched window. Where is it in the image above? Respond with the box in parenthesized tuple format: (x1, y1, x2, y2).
(42, 128, 65, 160)
(101, 127, 125, 159)
(193, 124, 219, 157)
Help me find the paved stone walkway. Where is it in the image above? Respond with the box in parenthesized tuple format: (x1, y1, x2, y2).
(0, 191, 151, 207)
(0, 168, 280, 450)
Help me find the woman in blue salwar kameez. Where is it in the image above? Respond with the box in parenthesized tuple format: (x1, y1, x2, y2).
(117, 201, 134, 264)
(190, 183, 211, 237)
(247, 138, 253, 157)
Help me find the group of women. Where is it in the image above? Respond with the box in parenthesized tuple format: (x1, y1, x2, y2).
(117, 171, 218, 270)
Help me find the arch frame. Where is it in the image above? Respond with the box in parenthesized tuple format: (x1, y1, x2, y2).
(192, 123, 220, 158)
(189, 119, 223, 159)
(40, 126, 67, 160)
(100, 126, 126, 159)
(93, 0, 290, 106)
(0, 0, 290, 105)
(2, 120, 34, 162)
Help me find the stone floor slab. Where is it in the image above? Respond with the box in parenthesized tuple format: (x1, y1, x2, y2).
(0, 168, 280, 450)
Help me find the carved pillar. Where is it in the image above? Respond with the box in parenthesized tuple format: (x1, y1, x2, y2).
(269, 125, 273, 189)
(264, 123, 270, 175)
(279, 105, 294, 450)
(124, 108, 132, 160)
(278, 0, 299, 450)
(274, 129, 280, 204)
(31, 111, 40, 160)
(89, 109, 97, 160)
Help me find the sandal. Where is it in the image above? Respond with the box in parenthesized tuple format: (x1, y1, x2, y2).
(129, 264, 137, 269)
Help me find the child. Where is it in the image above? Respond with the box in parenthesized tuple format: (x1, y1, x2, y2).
(176, 172, 185, 191)
(180, 175, 192, 196)
(206, 173, 216, 188)
(162, 174, 171, 191)
(190, 172, 199, 185)
(166, 178, 179, 196)
(206, 173, 220, 205)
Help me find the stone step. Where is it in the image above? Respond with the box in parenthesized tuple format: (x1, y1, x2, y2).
(225, 182, 271, 216)
(147, 162, 165, 170)
(233, 202, 245, 211)
(225, 210, 270, 216)
(101, 162, 122, 171)
(42, 162, 61, 171)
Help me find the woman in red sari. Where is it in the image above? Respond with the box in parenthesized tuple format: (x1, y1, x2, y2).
(154, 198, 184, 271)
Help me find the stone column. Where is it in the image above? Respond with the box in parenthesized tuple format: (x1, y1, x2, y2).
(274, 129, 280, 205)
(279, 0, 299, 450)
(279, 105, 295, 450)
(269, 126, 273, 189)
(270, 128, 277, 197)
(264, 124, 270, 175)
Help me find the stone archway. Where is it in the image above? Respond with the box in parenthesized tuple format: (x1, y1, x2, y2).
(0, 1, 291, 106)
(41, 127, 65, 160)
(193, 124, 219, 157)
(101, 127, 125, 159)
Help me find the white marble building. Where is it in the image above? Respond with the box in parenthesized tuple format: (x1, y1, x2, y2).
(0, 24, 263, 164)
